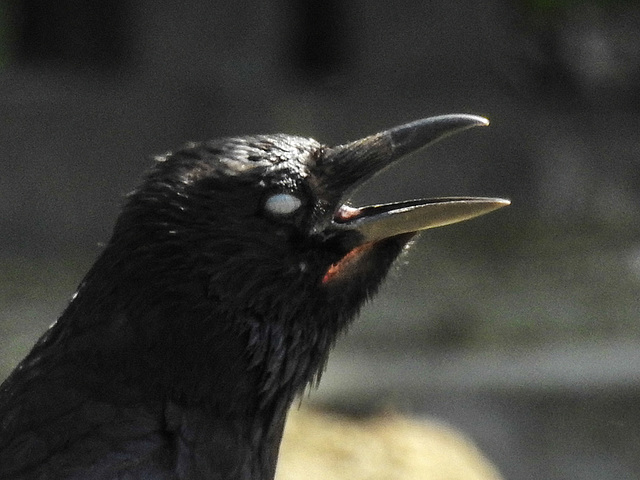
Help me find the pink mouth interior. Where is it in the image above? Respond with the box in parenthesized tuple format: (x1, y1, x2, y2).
(334, 205, 362, 223)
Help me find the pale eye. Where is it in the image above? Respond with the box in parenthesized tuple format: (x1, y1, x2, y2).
(264, 193, 302, 216)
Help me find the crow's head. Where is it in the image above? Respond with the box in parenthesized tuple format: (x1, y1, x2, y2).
(75, 115, 507, 405)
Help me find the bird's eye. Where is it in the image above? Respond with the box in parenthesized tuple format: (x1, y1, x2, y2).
(264, 193, 302, 216)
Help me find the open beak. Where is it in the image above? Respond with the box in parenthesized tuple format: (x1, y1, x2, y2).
(314, 114, 510, 242)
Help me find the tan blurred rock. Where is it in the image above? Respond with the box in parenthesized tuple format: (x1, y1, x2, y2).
(277, 408, 502, 480)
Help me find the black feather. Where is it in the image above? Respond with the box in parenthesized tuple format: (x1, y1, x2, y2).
(0, 134, 409, 480)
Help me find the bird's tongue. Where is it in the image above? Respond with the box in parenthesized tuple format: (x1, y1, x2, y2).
(334, 205, 363, 222)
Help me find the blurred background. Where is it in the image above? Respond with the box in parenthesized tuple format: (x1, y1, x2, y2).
(1, 0, 640, 478)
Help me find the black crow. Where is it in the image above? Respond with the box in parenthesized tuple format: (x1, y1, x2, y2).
(0, 115, 508, 479)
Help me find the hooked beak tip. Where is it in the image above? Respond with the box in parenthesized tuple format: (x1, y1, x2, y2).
(388, 114, 490, 157)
